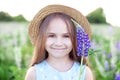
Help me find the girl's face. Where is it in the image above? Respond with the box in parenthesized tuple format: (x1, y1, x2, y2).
(45, 18, 72, 59)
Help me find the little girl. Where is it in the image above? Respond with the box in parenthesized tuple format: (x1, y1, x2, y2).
(25, 5, 94, 80)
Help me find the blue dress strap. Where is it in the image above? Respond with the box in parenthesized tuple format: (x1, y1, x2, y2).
(35, 63, 41, 80)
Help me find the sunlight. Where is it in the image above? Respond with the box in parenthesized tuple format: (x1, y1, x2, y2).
(0, 0, 120, 26)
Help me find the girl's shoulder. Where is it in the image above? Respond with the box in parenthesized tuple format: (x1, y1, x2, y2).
(35, 60, 46, 67)
(34, 60, 46, 71)
(25, 61, 45, 80)
(85, 66, 94, 80)
(25, 66, 36, 80)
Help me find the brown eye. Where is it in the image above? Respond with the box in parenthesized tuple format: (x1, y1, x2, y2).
(48, 34, 55, 37)
(63, 35, 70, 38)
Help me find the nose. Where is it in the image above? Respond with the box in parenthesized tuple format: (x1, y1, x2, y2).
(54, 37, 63, 46)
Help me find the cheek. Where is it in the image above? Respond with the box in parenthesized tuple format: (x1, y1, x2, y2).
(65, 39, 73, 48)
(45, 38, 54, 46)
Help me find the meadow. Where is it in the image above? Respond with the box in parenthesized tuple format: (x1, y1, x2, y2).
(0, 22, 120, 80)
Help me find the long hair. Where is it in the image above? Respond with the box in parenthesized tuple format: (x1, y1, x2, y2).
(30, 13, 88, 66)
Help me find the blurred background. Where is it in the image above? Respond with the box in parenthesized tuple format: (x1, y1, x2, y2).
(0, 0, 120, 80)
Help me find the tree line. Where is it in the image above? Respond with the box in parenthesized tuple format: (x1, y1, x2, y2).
(0, 11, 27, 22)
(0, 7, 107, 24)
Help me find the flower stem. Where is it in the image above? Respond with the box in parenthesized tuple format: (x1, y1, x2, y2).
(78, 42, 85, 80)
(78, 56, 84, 80)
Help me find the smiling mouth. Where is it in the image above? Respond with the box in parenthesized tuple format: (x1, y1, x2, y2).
(52, 48, 65, 50)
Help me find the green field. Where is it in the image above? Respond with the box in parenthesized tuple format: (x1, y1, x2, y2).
(0, 22, 120, 80)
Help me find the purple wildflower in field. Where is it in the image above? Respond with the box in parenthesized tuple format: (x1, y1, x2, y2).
(76, 26, 91, 57)
(111, 63, 115, 70)
(107, 53, 112, 59)
(116, 41, 120, 52)
(91, 41, 95, 49)
(103, 52, 112, 59)
(104, 60, 109, 71)
(115, 73, 120, 80)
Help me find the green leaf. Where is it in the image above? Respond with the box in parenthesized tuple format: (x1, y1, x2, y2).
(88, 49, 101, 55)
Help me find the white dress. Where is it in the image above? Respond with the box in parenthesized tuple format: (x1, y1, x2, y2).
(35, 60, 86, 80)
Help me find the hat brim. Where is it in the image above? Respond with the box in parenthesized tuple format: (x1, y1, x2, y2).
(28, 4, 91, 45)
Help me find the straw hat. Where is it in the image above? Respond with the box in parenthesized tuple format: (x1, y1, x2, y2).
(28, 4, 91, 45)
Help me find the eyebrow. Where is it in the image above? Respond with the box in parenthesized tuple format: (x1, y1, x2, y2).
(47, 32, 69, 35)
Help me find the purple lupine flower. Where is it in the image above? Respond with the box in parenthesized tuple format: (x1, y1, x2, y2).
(71, 19, 91, 57)
(115, 73, 120, 80)
(104, 60, 109, 71)
(71, 19, 92, 80)
(116, 41, 120, 52)
(103, 52, 112, 59)
(76, 26, 91, 57)
(107, 53, 112, 59)
(91, 41, 95, 49)
(111, 63, 115, 70)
